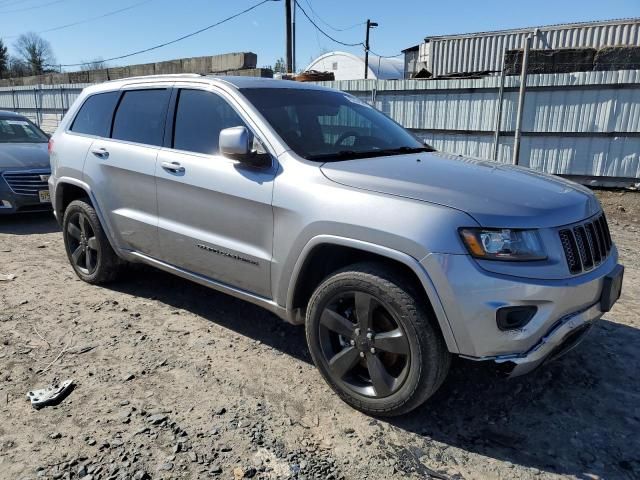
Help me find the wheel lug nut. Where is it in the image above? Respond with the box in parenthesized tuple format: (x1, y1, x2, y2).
(359, 352, 365, 358)
(367, 332, 373, 340)
(350, 340, 355, 346)
(370, 348, 376, 354)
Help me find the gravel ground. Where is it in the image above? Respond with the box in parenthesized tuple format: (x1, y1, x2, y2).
(0, 189, 638, 480)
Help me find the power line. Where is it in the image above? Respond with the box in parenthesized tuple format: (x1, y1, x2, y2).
(3, 0, 155, 39)
(0, 0, 67, 14)
(368, 49, 403, 59)
(294, 0, 363, 47)
(47, 0, 279, 68)
(302, 0, 364, 32)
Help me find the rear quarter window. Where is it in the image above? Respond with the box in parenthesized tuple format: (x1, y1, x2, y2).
(70, 91, 119, 137)
(111, 89, 171, 146)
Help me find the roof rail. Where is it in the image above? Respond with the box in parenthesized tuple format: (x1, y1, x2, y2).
(112, 73, 205, 82)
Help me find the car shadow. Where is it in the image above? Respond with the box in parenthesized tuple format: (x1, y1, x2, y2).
(107, 266, 639, 479)
(107, 265, 311, 363)
(0, 212, 59, 235)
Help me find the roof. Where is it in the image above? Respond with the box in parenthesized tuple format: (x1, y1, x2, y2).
(0, 110, 23, 118)
(81, 74, 336, 97)
(401, 45, 420, 53)
(305, 51, 404, 80)
(424, 17, 640, 41)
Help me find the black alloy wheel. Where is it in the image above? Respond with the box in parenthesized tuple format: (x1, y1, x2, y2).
(318, 290, 411, 398)
(66, 211, 99, 275)
(306, 262, 450, 416)
(62, 199, 122, 284)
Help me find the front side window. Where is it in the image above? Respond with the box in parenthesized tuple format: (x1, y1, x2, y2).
(111, 89, 170, 146)
(0, 117, 48, 143)
(70, 91, 119, 137)
(240, 87, 431, 161)
(172, 89, 247, 155)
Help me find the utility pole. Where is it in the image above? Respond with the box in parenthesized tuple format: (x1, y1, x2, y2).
(513, 31, 534, 165)
(285, 0, 293, 74)
(364, 19, 378, 79)
(291, 0, 296, 73)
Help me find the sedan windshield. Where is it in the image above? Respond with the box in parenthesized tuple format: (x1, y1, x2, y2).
(0, 117, 48, 143)
(240, 88, 433, 161)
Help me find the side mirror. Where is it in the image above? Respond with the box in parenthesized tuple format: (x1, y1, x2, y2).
(219, 126, 270, 168)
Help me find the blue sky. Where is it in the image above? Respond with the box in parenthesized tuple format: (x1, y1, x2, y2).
(0, 0, 638, 71)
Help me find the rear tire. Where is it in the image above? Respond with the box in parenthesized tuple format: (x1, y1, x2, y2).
(62, 199, 122, 284)
(305, 262, 450, 416)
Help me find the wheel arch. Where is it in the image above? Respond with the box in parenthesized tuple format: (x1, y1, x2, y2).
(285, 235, 459, 353)
(54, 177, 125, 260)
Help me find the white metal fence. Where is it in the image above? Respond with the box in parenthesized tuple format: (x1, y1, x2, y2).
(1, 70, 639, 182)
(318, 70, 640, 181)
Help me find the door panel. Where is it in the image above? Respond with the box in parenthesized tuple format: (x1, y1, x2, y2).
(83, 139, 159, 253)
(156, 149, 275, 298)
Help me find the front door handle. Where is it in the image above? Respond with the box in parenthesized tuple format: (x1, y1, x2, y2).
(161, 161, 185, 174)
(90, 147, 109, 159)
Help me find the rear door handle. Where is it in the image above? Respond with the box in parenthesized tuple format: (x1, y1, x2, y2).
(90, 147, 109, 159)
(161, 161, 185, 174)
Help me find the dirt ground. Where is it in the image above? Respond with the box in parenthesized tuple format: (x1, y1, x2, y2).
(0, 189, 638, 480)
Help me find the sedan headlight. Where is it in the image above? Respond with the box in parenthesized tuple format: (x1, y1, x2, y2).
(459, 228, 546, 261)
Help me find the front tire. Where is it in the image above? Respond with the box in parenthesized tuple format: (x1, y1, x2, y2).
(62, 199, 121, 284)
(306, 262, 450, 416)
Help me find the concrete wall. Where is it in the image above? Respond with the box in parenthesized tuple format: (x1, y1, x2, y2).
(0, 52, 260, 87)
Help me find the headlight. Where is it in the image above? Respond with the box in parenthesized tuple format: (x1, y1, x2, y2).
(459, 228, 546, 261)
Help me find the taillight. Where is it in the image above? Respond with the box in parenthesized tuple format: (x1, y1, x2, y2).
(48, 138, 54, 155)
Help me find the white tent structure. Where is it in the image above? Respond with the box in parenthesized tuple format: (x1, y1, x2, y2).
(305, 51, 404, 80)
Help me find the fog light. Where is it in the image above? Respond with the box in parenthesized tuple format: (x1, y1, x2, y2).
(496, 306, 537, 331)
(0, 200, 12, 209)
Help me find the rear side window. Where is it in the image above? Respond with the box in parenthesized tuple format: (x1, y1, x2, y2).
(173, 89, 247, 155)
(70, 92, 119, 137)
(112, 89, 170, 146)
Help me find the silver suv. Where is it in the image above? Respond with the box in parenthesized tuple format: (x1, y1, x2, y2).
(49, 75, 623, 416)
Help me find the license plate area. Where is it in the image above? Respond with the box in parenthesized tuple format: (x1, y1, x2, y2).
(600, 265, 624, 312)
(38, 190, 51, 203)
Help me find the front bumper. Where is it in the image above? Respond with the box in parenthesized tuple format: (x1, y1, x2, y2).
(468, 301, 602, 376)
(0, 170, 52, 215)
(422, 250, 621, 375)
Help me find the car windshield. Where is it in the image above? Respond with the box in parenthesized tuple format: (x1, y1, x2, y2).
(240, 87, 433, 161)
(0, 117, 48, 143)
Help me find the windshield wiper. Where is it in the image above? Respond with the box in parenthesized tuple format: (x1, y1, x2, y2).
(307, 145, 435, 162)
(374, 146, 436, 155)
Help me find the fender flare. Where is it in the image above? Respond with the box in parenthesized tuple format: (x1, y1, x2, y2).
(285, 235, 460, 353)
(54, 177, 123, 258)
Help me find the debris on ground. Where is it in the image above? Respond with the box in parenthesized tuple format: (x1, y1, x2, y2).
(27, 379, 75, 409)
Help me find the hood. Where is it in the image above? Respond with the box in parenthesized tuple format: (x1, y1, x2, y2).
(0, 143, 50, 170)
(320, 152, 600, 228)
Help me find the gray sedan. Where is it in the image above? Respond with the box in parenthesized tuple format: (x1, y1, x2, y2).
(0, 110, 51, 214)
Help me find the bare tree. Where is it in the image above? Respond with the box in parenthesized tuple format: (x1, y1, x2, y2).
(13, 32, 56, 75)
(80, 58, 107, 72)
(8, 56, 29, 78)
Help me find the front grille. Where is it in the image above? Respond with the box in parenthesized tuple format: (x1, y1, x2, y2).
(559, 213, 612, 274)
(2, 170, 50, 196)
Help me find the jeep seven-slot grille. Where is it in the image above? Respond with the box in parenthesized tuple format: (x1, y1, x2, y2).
(2, 170, 49, 196)
(559, 214, 612, 274)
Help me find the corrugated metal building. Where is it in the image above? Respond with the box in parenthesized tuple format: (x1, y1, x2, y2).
(413, 18, 640, 78)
